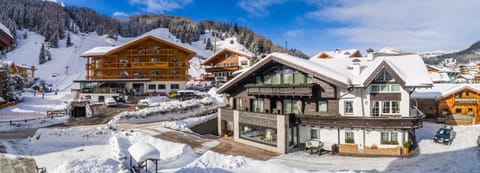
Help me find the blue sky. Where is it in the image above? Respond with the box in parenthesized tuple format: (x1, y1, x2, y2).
(59, 0, 480, 55)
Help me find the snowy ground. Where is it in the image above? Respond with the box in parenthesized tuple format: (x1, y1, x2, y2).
(2, 119, 479, 173)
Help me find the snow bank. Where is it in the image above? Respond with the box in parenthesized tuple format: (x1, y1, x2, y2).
(153, 113, 217, 132)
(53, 158, 120, 173)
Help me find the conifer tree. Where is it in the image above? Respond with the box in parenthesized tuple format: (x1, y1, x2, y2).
(39, 43, 46, 64)
(66, 32, 73, 47)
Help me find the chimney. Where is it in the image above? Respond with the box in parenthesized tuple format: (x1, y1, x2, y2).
(335, 49, 340, 54)
(366, 48, 374, 61)
(352, 59, 361, 76)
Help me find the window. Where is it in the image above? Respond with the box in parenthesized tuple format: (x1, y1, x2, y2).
(310, 128, 319, 139)
(272, 70, 281, 84)
(382, 102, 390, 114)
(442, 109, 450, 116)
(371, 101, 380, 116)
(381, 131, 398, 145)
(466, 91, 470, 96)
(282, 68, 294, 84)
(375, 69, 393, 81)
(151, 70, 160, 76)
(306, 75, 314, 84)
(157, 84, 166, 89)
(170, 70, 178, 75)
(370, 84, 401, 93)
(252, 99, 264, 113)
(468, 108, 473, 116)
(170, 57, 179, 62)
(148, 84, 156, 90)
(151, 58, 160, 62)
(234, 98, 243, 110)
(240, 124, 277, 146)
(171, 84, 179, 89)
(284, 99, 301, 114)
(391, 101, 400, 113)
(256, 76, 262, 84)
(318, 101, 327, 112)
(98, 96, 105, 102)
(456, 108, 462, 115)
(344, 101, 353, 114)
(294, 72, 305, 84)
(264, 74, 272, 84)
(345, 132, 354, 143)
(133, 58, 141, 62)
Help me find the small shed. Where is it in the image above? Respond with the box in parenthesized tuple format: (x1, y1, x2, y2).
(128, 142, 160, 173)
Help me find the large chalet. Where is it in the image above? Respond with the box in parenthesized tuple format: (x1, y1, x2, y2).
(75, 34, 196, 102)
(0, 23, 13, 51)
(217, 50, 432, 155)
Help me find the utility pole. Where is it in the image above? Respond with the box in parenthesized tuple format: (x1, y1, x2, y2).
(285, 40, 288, 50)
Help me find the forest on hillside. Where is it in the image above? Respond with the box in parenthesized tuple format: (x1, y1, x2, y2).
(0, 0, 308, 58)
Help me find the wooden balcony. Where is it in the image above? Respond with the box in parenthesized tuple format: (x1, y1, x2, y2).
(454, 98, 478, 105)
(87, 75, 187, 81)
(86, 62, 186, 70)
(297, 114, 423, 129)
(245, 84, 314, 97)
(205, 66, 240, 73)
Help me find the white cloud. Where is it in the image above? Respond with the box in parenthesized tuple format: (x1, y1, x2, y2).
(285, 29, 303, 37)
(129, 0, 192, 13)
(238, 0, 285, 17)
(306, 0, 480, 52)
(113, 11, 129, 18)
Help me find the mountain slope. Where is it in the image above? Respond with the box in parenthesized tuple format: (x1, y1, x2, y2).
(425, 40, 480, 65)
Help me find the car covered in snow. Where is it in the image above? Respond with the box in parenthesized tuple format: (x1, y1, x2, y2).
(434, 127, 456, 145)
(104, 97, 117, 107)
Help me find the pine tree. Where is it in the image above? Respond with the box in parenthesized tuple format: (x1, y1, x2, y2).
(39, 43, 46, 64)
(46, 49, 52, 61)
(205, 38, 213, 50)
(66, 32, 73, 47)
(23, 31, 28, 39)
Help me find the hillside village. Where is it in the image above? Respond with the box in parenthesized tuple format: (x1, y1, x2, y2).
(1, 1, 480, 173)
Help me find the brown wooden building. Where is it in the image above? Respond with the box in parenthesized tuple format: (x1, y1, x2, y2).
(76, 35, 196, 101)
(413, 84, 480, 125)
(201, 48, 253, 86)
(0, 23, 13, 51)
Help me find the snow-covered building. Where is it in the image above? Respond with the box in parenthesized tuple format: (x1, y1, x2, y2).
(455, 74, 474, 83)
(0, 22, 13, 51)
(217, 51, 432, 155)
(75, 35, 197, 102)
(413, 84, 480, 125)
(311, 49, 362, 59)
(201, 48, 254, 86)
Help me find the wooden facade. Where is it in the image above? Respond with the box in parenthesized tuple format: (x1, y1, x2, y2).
(416, 86, 480, 125)
(202, 48, 253, 83)
(82, 35, 196, 82)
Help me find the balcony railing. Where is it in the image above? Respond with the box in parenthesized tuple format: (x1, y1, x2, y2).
(205, 66, 240, 73)
(245, 84, 314, 96)
(454, 98, 477, 105)
(297, 114, 423, 129)
(87, 75, 187, 81)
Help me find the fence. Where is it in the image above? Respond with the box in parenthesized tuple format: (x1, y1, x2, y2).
(0, 112, 47, 122)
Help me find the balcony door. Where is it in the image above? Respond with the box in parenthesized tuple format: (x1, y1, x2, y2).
(372, 101, 380, 117)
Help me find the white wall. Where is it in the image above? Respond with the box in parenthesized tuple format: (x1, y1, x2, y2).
(364, 129, 406, 148)
(339, 129, 364, 149)
(238, 56, 251, 69)
(144, 81, 186, 94)
(79, 93, 121, 103)
(298, 126, 338, 145)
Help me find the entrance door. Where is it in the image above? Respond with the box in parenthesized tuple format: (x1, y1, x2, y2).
(132, 83, 144, 96)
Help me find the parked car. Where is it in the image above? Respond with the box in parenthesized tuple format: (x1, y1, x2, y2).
(168, 90, 202, 101)
(104, 97, 117, 107)
(433, 127, 456, 145)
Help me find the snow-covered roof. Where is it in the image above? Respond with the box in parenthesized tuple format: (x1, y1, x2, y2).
(81, 46, 117, 56)
(218, 52, 433, 93)
(202, 48, 253, 65)
(456, 74, 474, 80)
(128, 142, 160, 163)
(412, 83, 480, 100)
(311, 49, 362, 59)
(430, 72, 451, 83)
(0, 23, 13, 39)
(81, 34, 197, 57)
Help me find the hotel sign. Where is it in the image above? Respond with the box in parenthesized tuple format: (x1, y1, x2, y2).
(239, 112, 277, 128)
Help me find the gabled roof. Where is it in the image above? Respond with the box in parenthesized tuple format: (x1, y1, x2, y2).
(430, 72, 451, 83)
(218, 52, 433, 94)
(218, 53, 350, 93)
(311, 49, 362, 59)
(81, 34, 197, 57)
(412, 84, 480, 100)
(201, 48, 253, 65)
